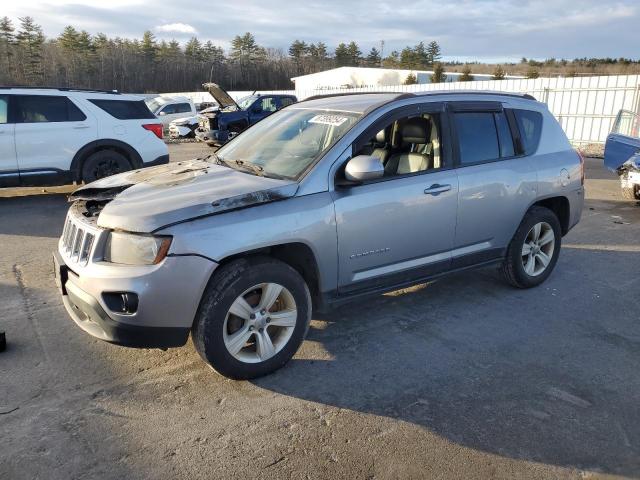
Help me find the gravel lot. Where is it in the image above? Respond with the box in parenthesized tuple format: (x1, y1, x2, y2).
(1, 145, 639, 479)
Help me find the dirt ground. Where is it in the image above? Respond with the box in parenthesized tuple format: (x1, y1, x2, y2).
(1, 146, 639, 479)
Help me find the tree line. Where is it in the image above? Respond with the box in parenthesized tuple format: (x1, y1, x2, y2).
(1, 16, 639, 93)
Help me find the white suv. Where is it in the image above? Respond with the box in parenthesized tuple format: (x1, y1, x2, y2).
(0, 87, 169, 187)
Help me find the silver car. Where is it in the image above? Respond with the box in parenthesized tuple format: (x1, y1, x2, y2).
(54, 91, 584, 379)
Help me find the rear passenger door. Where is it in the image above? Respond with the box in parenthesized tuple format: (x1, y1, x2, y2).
(449, 101, 537, 267)
(13, 94, 97, 177)
(0, 94, 18, 186)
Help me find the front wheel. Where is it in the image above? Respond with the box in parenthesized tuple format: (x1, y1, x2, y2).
(501, 206, 562, 288)
(192, 257, 311, 379)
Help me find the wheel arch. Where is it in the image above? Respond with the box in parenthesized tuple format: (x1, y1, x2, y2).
(215, 242, 323, 309)
(70, 139, 143, 182)
(531, 195, 571, 235)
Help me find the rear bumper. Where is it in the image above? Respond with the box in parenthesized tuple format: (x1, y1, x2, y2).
(143, 154, 170, 168)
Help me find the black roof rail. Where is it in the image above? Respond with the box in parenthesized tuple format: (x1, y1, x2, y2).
(302, 91, 412, 102)
(0, 85, 120, 94)
(412, 90, 538, 101)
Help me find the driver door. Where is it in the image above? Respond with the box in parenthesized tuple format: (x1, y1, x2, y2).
(331, 103, 460, 294)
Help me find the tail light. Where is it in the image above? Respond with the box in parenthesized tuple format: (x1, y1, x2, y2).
(142, 123, 163, 139)
(576, 149, 585, 185)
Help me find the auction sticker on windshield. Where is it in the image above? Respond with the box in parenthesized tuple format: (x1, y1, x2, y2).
(309, 114, 349, 126)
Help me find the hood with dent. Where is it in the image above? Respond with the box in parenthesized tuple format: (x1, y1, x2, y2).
(202, 82, 238, 110)
(70, 159, 298, 233)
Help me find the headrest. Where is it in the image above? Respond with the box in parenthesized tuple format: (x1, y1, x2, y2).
(400, 117, 431, 144)
(375, 129, 386, 143)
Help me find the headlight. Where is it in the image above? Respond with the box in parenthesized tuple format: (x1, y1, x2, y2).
(104, 232, 172, 265)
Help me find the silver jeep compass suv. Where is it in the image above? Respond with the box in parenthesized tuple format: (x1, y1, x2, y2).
(54, 91, 584, 379)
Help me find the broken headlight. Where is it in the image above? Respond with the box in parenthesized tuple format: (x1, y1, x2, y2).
(104, 232, 172, 265)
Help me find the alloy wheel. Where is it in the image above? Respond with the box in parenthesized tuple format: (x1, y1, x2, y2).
(521, 221, 555, 277)
(223, 283, 297, 363)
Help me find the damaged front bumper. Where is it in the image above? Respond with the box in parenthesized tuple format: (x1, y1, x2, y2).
(54, 222, 218, 348)
(195, 128, 230, 145)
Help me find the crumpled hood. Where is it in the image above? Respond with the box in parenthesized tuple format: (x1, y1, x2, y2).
(70, 159, 298, 233)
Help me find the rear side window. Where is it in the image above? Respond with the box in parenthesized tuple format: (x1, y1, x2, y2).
(513, 109, 543, 155)
(14, 95, 86, 123)
(280, 97, 295, 108)
(454, 112, 500, 164)
(89, 99, 156, 120)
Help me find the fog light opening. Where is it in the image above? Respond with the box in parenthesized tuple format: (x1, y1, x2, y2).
(103, 292, 139, 315)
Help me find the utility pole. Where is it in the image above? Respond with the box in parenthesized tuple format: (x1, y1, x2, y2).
(379, 40, 385, 67)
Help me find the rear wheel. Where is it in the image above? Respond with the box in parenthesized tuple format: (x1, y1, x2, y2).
(192, 257, 311, 379)
(82, 150, 131, 183)
(501, 206, 562, 288)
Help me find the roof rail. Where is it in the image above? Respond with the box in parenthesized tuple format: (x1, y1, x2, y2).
(302, 91, 413, 102)
(0, 86, 120, 94)
(413, 90, 538, 101)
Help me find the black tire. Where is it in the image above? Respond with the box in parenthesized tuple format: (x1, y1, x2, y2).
(620, 173, 640, 200)
(81, 150, 132, 183)
(192, 256, 312, 380)
(501, 206, 562, 288)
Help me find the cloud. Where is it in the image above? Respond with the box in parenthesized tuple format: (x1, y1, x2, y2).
(154, 23, 197, 35)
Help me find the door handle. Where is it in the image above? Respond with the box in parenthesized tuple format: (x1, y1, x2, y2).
(73, 125, 91, 129)
(424, 184, 451, 195)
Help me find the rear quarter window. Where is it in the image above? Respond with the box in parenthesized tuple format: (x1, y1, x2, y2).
(513, 109, 543, 155)
(89, 99, 156, 120)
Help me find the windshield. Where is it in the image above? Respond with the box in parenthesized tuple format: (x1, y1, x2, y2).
(216, 108, 362, 179)
(237, 95, 258, 110)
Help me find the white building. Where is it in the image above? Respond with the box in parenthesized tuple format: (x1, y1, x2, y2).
(291, 66, 524, 91)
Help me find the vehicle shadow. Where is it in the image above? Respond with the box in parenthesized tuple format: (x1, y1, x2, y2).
(254, 247, 640, 477)
(0, 194, 68, 238)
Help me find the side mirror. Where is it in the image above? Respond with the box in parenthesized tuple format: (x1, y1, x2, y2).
(344, 155, 384, 182)
(158, 111, 166, 116)
(252, 105, 263, 114)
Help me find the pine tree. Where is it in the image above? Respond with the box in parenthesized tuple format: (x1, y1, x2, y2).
(430, 62, 446, 83)
(426, 41, 441, 66)
(141, 30, 157, 60)
(185, 37, 204, 61)
(382, 50, 400, 68)
(230, 32, 266, 62)
(288, 39, 307, 73)
(404, 72, 417, 85)
(459, 65, 474, 81)
(491, 65, 506, 80)
(365, 47, 381, 67)
(334, 42, 350, 67)
(346, 41, 361, 66)
(0, 17, 16, 83)
(58, 26, 80, 51)
(16, 16, 45, 84)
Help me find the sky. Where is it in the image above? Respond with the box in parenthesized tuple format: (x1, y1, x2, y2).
(3, 0, 638, 61)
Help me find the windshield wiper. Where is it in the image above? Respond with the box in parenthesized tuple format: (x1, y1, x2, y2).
(231, 159, 266, 177)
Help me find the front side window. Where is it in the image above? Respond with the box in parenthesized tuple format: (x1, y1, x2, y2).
(454, 112, 500, 164)
(354, 112, 444, 177)
(15, 95, 86, 123)
(216, 108, 361, 179)
(160, 104, 176, 115)
(174, 103, 192, 114)
(0, 95, 7, 124)
(260, 97, 277, 112)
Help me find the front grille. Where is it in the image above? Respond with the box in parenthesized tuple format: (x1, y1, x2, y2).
(60, 209, 100, 266)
